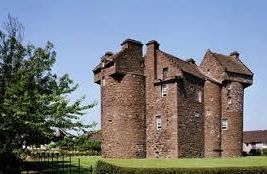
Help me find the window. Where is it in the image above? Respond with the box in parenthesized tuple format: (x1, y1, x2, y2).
(227, 82, 232, 90)
(162, 84, 168, 96)
(163, 67, 168, 80)
(102, 62, 105, 68)
(156, 115, 162, 130)
(189, 85, 195, 91)
(222, 119, 228, 130)
(227, 97, 232, 104)
(102, 77, 105, 86)
(206, 110, 211, 116)
(197, 91, 202, 102)
(210, 96, 213, 101)
(194, 111, 200, 117)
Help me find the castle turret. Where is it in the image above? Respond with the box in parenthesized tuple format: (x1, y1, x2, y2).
(221, 81, 244, 156)
(93, 39, 146, 158)
(200, 50, 253, 157)
(220, 51, 253, 157)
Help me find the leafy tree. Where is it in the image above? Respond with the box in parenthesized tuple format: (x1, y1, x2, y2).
(0, 15, 96, 169)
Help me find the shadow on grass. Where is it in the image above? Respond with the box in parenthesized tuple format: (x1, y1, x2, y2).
(21, 160, 93, 174)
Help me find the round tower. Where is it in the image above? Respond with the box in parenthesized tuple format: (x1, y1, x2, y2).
(100, 39, 146, 158)
(204, 80, 222, 157)
(221, 81, 244, 157)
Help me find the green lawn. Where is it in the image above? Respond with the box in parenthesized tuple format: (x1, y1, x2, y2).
(104, 156, 267, 168)
(60, 156, 267, 168)
(23, 156, 267, 173)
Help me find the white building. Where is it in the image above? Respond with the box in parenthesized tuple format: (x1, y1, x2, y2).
(243, 130, 267, 153)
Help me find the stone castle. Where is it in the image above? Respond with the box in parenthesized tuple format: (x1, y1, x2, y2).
(93, 39, 253, 158)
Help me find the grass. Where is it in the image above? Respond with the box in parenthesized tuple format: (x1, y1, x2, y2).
(104, 156, 267, 168)
(22, 156, 267, 173)
(67, 156, 101, 168)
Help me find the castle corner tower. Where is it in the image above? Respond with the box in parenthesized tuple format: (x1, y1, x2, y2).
(93, 39, 146, 158)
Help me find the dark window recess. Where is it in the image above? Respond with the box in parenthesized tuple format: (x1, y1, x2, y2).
(163, 67, 168, 80)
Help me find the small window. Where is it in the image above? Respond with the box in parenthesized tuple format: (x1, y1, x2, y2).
(194, 111, 200, 117)
(227, 83, 232, 90)
(227, 97, 232, 104)
(206, 110, 211, 116)
(162, 84, 168, 96)
(197, 91, 202, 102)
(102, 62, 105, 68)
(210, 96, 213, 101)
(102, 77, 105, 86)
(140, 60, 144, 68)
(156, 115, 162, 130)
(163, 67, 168, 80)
(222, 119, 228, 130)
(189, 85, 195, 91)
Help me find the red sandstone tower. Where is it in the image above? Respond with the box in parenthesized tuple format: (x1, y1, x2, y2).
(93, 39, 253, 158)
(93, 39, 146, 158)
(201, 50, 253, 157)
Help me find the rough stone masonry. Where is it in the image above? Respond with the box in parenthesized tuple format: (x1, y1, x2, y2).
(93, 39, 253, 158)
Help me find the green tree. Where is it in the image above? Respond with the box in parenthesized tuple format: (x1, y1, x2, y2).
(0, 15, 96, 169)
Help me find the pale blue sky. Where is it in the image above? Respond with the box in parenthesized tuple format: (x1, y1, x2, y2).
(1, 0, 266, 131)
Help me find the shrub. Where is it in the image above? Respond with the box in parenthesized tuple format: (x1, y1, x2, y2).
(263, 148, 267, 156)
(249, 149, 262, 156)
(50, 136, 101, 153)
(95, 160, 267, 174)
(243, 151, 248, 156)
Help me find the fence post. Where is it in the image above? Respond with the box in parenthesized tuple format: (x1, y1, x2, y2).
(51, 153, 54, 172)
(78, 158, 80, 174)
(69, 156, 71, 174)
(89, 165, 93, 174)
(62, 155, 64, 173)
(56, 154, 59, 173)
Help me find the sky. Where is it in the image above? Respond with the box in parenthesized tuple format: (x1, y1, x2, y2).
(0, 0, 266, 131)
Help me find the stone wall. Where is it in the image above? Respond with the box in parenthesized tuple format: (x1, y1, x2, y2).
(204, 81, 222, 157)
(145, 41, 179, 158)
(221, 81, 244, 157)
(100, 40, 146, 158)
(177, 74, 204, 157)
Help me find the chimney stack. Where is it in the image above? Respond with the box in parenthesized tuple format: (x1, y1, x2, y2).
(230, 51, 240, 59)
(105, 51, 113, 57)
(186, 58, 196, 64)
(121, 38, 143, 50)
(146, 40, 159, 50)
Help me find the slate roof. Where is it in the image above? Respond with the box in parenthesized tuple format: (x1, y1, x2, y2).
(243, 130, 267, 143)
(159, 50, 206, 80)
(210, 51, 253, 76)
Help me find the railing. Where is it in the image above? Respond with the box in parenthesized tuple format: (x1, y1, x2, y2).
(21, 153, 93, 174)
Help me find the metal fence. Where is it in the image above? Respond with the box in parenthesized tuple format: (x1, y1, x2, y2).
(22, 153, 93, 174)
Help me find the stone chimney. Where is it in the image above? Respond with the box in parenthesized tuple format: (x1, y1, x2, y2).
(186, 58, 196, 64)
(146, 40, 160, 50)
(230, 51, 240, 59)
(105, 51, 113, 57)
(146, 40, 160, 80)
(121, 38, 143, 50)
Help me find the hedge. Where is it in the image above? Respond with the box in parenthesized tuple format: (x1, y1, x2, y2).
(95, 160, 267, 174)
